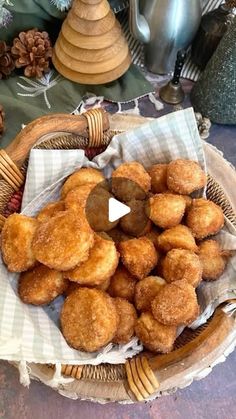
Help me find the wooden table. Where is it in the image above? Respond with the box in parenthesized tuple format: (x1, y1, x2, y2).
(0, 80, 236, 419)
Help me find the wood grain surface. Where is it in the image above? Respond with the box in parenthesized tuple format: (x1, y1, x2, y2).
(52, 52, 131, 85)
(67, 9, 115, 35)
(57, 34, 127, 63)
(61, 20, 121, 49)
(54, 41, 129, 73)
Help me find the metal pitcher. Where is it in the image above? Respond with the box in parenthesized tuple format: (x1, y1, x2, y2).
(129, 0, 202, 74)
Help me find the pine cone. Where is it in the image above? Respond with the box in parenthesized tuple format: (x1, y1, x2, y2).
(0, 104, 5, 137)
(11, 28, 53, 78)
(0, 41, 15, 79)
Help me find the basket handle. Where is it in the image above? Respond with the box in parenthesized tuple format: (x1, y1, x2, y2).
(3, 108, 109, 168)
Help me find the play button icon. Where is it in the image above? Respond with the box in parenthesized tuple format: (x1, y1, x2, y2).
(108, 198, 131, 222)
(84, 177, 149, 238)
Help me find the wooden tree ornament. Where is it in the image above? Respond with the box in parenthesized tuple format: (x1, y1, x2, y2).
(52, 0, 132, 84)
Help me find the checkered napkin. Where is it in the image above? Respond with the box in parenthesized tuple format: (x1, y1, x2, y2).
(0, 108, 235, 366)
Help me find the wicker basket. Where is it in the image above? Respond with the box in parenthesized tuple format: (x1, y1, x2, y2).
(0, 108, 236, 403)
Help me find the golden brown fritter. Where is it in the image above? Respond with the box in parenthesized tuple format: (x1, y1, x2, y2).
(144, 227, 160, 249)
(61, 168, 105, 199)
(96, 277, 111, 291)
(64, 281, 80, 297)
(120, 199, 152, 237)
(162, 249, 202, 288)
(119, 237, 158, 280)
(107, 265, 137, 302)
(162, 192, 193, 215)
(135, 312, 177, 353)
(37, 201, 65, 222)
(66, 233, 119, 286)
(157, 225, 198, 253)
(163, 191, 193, 211)
(61, 288, 118, 352)
(85, 187, 119, 232)
(151, 280, 200, 326)
(147, 193, 186, 229)
(112, 298, 137, 344)
(198, 239, 230, 281)
(107, 228, 132, 245)
(19, 264, 68, 305)
(112, 161, 151, 201)
(1, 214, 38, 272)
(186, 198, 224, 239)
(134, 276, 166, 312)
(167, 159, 207, 195)
(32, 210, 94, 271)
(64, 277, 111, 297)
(182, 195, 193, 210)
(147, 163, 168, 193)
(64, 183, 97, 212)
(153, 254, 165, 278)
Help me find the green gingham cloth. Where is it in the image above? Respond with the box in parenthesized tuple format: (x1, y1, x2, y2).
(0, 108, 235, 366)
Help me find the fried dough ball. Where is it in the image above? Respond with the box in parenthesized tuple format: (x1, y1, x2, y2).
(64, 183, 97, 212)
(113, 298, 137, 344)
(37, 201, 65, 222)
(147, 163, 168, 193)
(66, 233, 119, 286)
(186, 199, 224, 239)
(135, 312, 177, 353)
(119, 237, 158, 280)
(167, 159, 207, 195)
(96, 277, 111, 291)
(120, 199, 152, 237)
(107, 228, 132, 245)
(61, 168, 105, 198)
(112, 161, 151, 201)
(144, 227, 160, 249)
(157, 225, 198, 253)
(64, 281, 80, 297)
(198, 240, 230, 281)
(182, 195, 193, 210)
(64, 277, 111, 297)
(147, 193, 186, 229)
(163, 191, 193, 212)
(162, 249, 202, 288)
(134, 276, 166, 312)
(19, 264, 68, 305)
(154, 255, 165, 278)
(61, 288, 118, 352)
(85, 187, 119, 232)
(1, 214, 38, 272)
(151, 280, 200, 326)
(107, 265, 137, 302)
(32, 210, 94, 271)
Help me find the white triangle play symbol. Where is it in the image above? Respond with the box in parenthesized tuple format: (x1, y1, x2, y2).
(108, 198, 131, 222)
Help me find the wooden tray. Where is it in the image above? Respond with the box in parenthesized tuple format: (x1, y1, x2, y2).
(0, 109, 236, 403)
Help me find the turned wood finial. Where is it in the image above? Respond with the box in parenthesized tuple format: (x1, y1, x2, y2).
(52, 0, 131, 84)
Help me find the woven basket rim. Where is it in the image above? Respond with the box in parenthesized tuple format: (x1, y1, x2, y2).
(0, 123, 236, 403)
